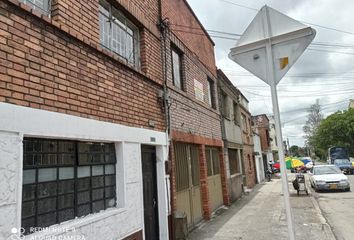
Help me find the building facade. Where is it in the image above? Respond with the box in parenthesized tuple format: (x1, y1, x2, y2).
(253, 128, 265, 183)
(252, 114, 273, 170)
(217, 70, 244, 202)
(161, 0, 229, 234)
(268, 115, 279, 162)
(239, 95, 256, 189)
(0, 0, 170, 239)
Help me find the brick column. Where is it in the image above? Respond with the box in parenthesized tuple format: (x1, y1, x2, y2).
(219, 147, 230, 206)
(198, 144, 211, 220)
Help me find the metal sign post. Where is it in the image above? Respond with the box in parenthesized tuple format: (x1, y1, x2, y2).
(229, 5, 316, 240)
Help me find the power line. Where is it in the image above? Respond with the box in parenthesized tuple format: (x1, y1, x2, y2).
(219, 0, 258, 11)
(218, 0, 354, 36)
(172, 27, 354, 56)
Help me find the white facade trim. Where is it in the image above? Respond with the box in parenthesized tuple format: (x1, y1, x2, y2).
(0, 103, 169, 240)
(0, 103, 166, 145)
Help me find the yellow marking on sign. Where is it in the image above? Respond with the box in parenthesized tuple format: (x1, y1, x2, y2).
(279, 57, 289, 69)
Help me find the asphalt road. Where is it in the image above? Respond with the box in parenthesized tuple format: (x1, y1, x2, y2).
(311, 173, 354, 240)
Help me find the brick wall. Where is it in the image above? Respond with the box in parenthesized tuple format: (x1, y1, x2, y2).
(0, 0, 165, 131)
(242, 145, 257, 188)
(162, 0, 216, 77)
(258, 128, 271, 152)
(51, 0, 100, 42)
(165, 33, 221, 140)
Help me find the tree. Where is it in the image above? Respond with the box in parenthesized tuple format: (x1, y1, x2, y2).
(312, 108, 354, 157)
(303, 100, 323, 151)
(289, 145, 306, 157)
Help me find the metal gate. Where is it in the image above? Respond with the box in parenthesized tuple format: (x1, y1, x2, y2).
(206, 148, 223, 212)
(175, 143, 202, 228)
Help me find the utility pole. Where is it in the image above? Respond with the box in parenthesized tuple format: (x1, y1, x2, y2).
(229, 6, 316, 240)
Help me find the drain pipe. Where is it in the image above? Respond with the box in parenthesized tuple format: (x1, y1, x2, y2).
(158, 0, 173, 239)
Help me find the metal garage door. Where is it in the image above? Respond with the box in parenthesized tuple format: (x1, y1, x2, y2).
(175, 144, 203, 228)
(206, 148, 223, 212)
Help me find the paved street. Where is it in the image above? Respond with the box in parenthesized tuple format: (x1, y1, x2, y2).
(312, 174, 354, 240)
(188, 175, 335, 240)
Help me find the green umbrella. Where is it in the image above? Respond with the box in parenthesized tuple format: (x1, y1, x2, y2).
(286, 159, 292, 169)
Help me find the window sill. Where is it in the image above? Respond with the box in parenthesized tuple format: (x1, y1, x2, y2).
(23, 207, 127, 239)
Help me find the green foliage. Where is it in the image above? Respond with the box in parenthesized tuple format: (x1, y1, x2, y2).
(289, 145, 307, 156)
(312, 108, 354, 157)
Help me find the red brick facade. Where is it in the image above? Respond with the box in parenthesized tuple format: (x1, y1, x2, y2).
(252, 114, 271, 152)
(161, 0, 216, 76)
(161, 0, 229, 231)
(0, 0, 165, 131)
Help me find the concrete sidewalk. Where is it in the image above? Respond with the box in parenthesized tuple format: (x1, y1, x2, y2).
(188, 176, 336, 240)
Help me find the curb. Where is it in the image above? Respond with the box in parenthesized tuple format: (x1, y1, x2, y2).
(307, 182, 337, 240)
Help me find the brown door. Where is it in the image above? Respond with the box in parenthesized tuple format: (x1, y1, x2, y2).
(141, 145, 159, 240)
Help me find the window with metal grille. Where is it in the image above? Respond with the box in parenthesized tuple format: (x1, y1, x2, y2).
(175, 144, 200, 191)
(20, 0, 51, 15)
(99, 0, 140, 67)
(206, 148, 220, 177)
(22, 138, 117, 235)
(175, 144, 189, 191)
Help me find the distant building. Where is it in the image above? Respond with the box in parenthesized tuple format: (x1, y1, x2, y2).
(239, 94, 257, 189)
(217, 69, 244, 202)
(252, 115, 273, 167)
(268, 115, 279, 161)
(253, 128, 266, 183)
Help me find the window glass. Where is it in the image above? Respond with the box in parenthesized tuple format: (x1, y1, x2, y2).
(38, 168, 57, 182)
(59, 167, 74, 180)
(207, 78, 216, 108)
(21, 0, 51, 15)
(23, 170, 36, 184)
(172, 49, 182, 89)
(22, 138, 117, 235)
(228, 149, 239, 175)
(78, 166, 91, 178)
(99, 0, 139, 67)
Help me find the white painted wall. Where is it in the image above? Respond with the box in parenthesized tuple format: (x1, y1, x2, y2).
(223, 119, 242, 144)
(253, 133, 265, 183)
(0, 103, 169, 240)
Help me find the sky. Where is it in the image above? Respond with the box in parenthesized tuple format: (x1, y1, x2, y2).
(186, 0, 354, 147)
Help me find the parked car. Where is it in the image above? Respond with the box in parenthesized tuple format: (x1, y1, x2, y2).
(333, 159, 353, 174)
(309, 165, 350, 192)
(350, 157, 354, 168)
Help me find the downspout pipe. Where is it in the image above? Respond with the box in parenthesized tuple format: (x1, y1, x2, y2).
(158, 0, 173, 239)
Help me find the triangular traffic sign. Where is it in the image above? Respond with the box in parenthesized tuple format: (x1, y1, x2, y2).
(229, 5, 316, 85)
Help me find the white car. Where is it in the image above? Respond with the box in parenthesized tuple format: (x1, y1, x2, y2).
(309, 165, 350, 192)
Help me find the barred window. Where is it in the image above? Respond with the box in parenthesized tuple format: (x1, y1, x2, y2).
(22, 138, 117, 235)
(206, 148, 220, 177)
(99, 0, 140, 67)
(20, 0, 51, 15)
